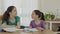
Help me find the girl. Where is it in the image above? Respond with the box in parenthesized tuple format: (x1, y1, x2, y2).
(30, 10, 46, 31)
(2, 6, 20, 29)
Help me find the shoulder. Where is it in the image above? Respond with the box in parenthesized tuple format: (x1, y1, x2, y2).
(15, 16, 20, 22)
(30, 20, 35, 25)
(15, 16, 20, 19)
(15, 16, 20, 18)
(30, 20, 35, 24)
(41, 20, 45, 23)
(31, 20, 34, 22)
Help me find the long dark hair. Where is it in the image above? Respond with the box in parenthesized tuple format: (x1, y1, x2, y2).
(34, 10, 45, 20)
(2, 6, 15, 22)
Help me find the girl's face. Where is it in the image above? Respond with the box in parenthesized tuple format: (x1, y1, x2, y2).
(10, 7, 17, 17)
(31, 11, 38, 20)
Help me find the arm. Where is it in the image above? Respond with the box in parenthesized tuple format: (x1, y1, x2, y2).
(29, 26, 32, 29)
(29, 21, 33, 28)
(2, 20, 16, 28)
(37, 21, 46, 31)
(36, 27, 45, 30)
(2, 23, 7, 28)
(15, 16, 20, 29)
(2, 22, 20, 28)
(2, 23, 14, 28)
(16, 22, 20, 29)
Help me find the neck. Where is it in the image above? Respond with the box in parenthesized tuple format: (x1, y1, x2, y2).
(9, 15, 15, 20)
(34, 19, 40, 22)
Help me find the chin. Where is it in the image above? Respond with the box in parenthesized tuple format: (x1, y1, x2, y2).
(32, 17, 33, 19)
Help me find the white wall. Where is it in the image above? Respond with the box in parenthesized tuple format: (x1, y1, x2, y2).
(39, 0, 60, 18)
(21, 0, 38, 16)
(21, 0, 38, 26)
(0, 0, 2, 11)
(0, 0, 3, 15)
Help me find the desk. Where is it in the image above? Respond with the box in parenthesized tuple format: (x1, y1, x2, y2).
(0, 29, 57, 34)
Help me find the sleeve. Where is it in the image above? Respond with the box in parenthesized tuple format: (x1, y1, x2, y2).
(41, 21, 46, 29)
(30, 21, 33, 27)
(16, 16, 20, 23)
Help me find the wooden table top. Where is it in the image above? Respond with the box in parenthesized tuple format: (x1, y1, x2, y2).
(0, 29, 57, 34)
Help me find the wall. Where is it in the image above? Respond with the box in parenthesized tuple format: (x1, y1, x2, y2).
(0, 0, 3, 15)
(21, 0, 38, 26)
(38, 0, 60, 18)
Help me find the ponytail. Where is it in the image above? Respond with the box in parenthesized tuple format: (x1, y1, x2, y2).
(34, 10, 45, 21)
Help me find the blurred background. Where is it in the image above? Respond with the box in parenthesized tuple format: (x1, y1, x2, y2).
(0, 0, 60, 27)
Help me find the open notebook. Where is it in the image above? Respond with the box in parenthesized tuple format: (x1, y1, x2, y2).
(2, 27, 21, 32)
(24, 28, 38, 32)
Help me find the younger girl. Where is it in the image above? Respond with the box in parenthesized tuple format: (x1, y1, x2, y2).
(30, 10, 46, 31)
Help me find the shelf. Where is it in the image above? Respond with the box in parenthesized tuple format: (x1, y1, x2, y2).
(46, 21, 60, 34)
(46, 21, 60, 23)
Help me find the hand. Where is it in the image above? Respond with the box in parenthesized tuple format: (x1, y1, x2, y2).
(36, 27, 44, 31)
(15, 26, 20, 29)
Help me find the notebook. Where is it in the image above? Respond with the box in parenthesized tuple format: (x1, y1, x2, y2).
(24, 28, 38, 32)
(2, 27, 18, 32)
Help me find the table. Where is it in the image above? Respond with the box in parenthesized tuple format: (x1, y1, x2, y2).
(0, 29, 57, 34)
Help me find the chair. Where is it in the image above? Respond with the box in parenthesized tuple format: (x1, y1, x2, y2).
(0, 15, 2, 28)
(0, 15, 2, 21)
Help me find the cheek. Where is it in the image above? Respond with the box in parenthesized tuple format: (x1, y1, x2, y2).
(14, 12, 17, 16)
(14, 12, 17, 15)
(12, 12, 17, 16)
(32, 15, 37, 19)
